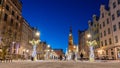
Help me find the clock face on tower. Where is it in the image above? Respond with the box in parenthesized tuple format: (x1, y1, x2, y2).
(69, 34, 72, 36)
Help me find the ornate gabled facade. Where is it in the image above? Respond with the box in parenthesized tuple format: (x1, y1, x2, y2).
(88, 15, 100, 59)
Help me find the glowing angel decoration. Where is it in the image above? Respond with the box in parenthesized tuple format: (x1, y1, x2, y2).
(86, 40, 97, 62)
(29, 39, 40, 45)
(86, 40, 97, 46)
(29, 39, 40, 61)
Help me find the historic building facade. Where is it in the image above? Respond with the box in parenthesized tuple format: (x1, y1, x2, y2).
(37, 42, 47, 60)
(0, 0, 37, 60)
(78, 0, 120, 60)
(20, 18, 34, 60)
(97, 0, 120, 60)
(98, 5, 114, 59)
(88, 15, 100, 59)
(0, 0, 22, 59)
(108, 0, 120, 59)
(78, 30, 89, 59)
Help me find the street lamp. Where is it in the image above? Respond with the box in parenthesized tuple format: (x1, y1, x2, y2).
(87, 34, 91, 38)
(47, 45, 50, 60)
(29, 31, 40, 61)
(87, 34, 97, 62)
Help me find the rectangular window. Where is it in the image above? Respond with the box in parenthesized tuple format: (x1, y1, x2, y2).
(113, 25, 117, 31)
(4, 13, 8, 21)
(108, 28, 111, 34)
(101, 32, 102, 38)
(0, 0, 2, 4)
(117, 10, 120, 17)
(15, 23, 18, 29)
(119, 22, 120, 29)
(115, 36, 118, 43)
(107, 18, 109, 24)
(118, 0, 120, 4)
(108, 12, 111, 16)
(109, 38, 112, 45)
(103, 22, 105, 27)
(101, 41, 103, 47)
(10, 19, 13, 26)
(12, 11, 15, 16)
(102, 13, 104, 18)
(106, 50, 108, 55)
(112, 14, 115, 20)
(100, 24, 102, 29)
(94, 24, 96, 27)
(6, 4, 9, 11)
(17, 16, 19, 20)
(113, 2, 116, 8)
(111, 52, 114, 55)
(104, 30, 106, 36)
(105, 40, 107, 46)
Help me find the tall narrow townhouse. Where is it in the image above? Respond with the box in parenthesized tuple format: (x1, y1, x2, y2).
(88, 15, 100, 59)
(109, 0, 120, 59)
(78, 30, 89, 59)
(0, 0, 22, 59)
(99, 5, 114, 60)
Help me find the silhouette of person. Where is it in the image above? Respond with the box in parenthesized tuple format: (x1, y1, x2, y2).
(80, 53, 83, 60)
(73, 52, 75, 60)
(60, 55, 62, 60)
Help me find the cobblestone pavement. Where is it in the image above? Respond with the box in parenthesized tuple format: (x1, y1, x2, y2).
(0, 60, 120, 68)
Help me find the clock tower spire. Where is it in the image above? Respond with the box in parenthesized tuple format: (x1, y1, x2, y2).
(68, 27, 74, 52)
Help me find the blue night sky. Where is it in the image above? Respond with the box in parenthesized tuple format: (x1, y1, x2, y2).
(21, 0, 108, 52)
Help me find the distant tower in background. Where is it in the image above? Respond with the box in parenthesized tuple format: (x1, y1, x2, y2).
(68, 27, 74, 52)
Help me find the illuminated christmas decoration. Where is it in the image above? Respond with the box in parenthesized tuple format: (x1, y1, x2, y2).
(29, 37, 40, 61)
(87, 40, 97, 62)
